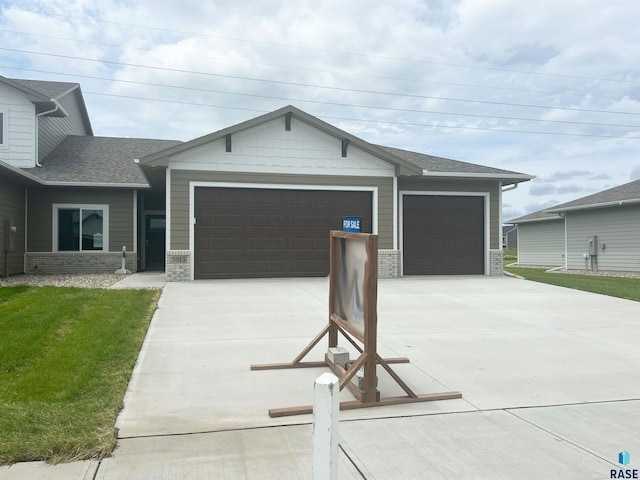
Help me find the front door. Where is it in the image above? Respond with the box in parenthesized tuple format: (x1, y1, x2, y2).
(145, 214, 166, 270)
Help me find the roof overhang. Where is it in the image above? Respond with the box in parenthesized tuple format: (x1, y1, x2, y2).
(1, 161, 147, 188)
(508, 215, 564, 224)
(422, 171, 535, 185)
(547, 198, 640, 213)
(0, 160, 42, 185)
(0, 76, 50, 103)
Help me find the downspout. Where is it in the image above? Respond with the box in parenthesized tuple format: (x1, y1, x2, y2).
(501, 183, 518, 193)
(24, 187, 28, 273)
(35, 104, 60, 167)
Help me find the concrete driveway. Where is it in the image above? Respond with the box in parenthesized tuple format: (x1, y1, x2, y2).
(4, 276, 639, 479)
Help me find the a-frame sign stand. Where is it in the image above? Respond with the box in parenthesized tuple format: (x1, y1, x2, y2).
(251, 231, 461, 418)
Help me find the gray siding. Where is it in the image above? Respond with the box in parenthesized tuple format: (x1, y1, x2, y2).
(398, 178, 501, 249)
(170, 170, 394, 250)
(0, 176, 26, 276)
(27, 187, 135, 252)
(566, 206, 640, 272)
(38, 90, 90, 162)
(517, 219, 565, 266)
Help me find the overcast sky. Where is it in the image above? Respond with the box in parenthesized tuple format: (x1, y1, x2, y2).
(1, 0, 639, 220)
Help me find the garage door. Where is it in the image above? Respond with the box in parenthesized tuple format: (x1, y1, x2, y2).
(194, 188, 372, 279)
(403, 195, 484, 275)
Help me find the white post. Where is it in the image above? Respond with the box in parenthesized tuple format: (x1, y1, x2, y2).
(313, 372, 339, 480)
(115, 245, 131, 274)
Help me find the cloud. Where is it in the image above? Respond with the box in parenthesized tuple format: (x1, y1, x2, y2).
(523, 199, 561, 215)
(542, 170, 591, 182)
(630, 165, 640, 181)
(556, 185, 584, 194)
(2, 0, 640, 219)
(529, 183, 556, 196)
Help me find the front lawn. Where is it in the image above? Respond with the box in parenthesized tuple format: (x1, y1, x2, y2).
(0, 286, 159, 465)
(503, 265, 640, 302)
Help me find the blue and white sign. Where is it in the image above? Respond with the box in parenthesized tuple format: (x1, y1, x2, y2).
(342, 217, 362, 233)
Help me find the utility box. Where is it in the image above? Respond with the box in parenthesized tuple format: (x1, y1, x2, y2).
(3, 219, 16, 252)
(588, 235, 598, 256)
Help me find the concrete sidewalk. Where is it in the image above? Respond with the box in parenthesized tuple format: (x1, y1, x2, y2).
(108, 271, 167, 289)
(2, 276, 639, 479)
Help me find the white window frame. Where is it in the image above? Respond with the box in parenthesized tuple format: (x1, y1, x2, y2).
(0, 110, 7, 149)
(52, 204, 109, 252)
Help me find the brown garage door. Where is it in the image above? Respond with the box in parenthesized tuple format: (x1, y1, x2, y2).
(403, 195, 484, 275)
(194, 187, 372, 279)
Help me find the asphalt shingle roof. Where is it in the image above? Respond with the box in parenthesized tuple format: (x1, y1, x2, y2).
(23, 136, 182, 185)
(547, 178, 640, 212)
(508, 178, 640, 223)
(378, 145, 526, 176)
(9, 78, 80, 99)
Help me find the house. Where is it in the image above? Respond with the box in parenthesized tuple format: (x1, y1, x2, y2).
(0, 76, 180, 277)
(1, 75, 533, 280)
(508, 178, 640, 272)
(502, 225, 518, 249)
(505, 210, 565, 266)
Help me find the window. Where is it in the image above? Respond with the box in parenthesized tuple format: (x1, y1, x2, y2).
(53, 204, 109, 252)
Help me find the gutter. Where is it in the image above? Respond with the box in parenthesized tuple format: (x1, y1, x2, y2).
(421, 170, 534, 183)
(35, 104, 60, 167)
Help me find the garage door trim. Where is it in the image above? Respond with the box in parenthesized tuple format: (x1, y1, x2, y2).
(399, 190, 490, 276)
(188, 181, 379, 280)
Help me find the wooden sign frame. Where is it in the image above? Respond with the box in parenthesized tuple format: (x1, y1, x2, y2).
(251, 231, 461, 417)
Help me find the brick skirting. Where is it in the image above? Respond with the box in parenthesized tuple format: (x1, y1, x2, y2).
(25, 252, 137, 274)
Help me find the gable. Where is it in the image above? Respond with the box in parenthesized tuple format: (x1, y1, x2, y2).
(168, 116, 396, 177)
(0, 81, 36, 168)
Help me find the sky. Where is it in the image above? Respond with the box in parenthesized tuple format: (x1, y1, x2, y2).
(1, 0, 639, 221)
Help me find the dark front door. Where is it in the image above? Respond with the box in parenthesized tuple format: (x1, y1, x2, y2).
(403, 195, 485, 275)
(145, 214, 166, 270)
(194, 187, 373, 279)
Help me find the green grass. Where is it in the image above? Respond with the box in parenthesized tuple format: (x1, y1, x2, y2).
(0, 286, 160, 465)
(504, 265, 640, 302)
(503, 248, 517, 261)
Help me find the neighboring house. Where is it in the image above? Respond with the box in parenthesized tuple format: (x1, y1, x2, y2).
(1, 75, 533, 280)
(508, 178, 640, 273)
(506, 211, 565, 266)
(0, 76, 180, 277)
(502, 225, 518, 249)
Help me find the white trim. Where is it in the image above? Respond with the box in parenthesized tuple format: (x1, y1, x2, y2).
(564, 215, 568, 269)
(498, 182, 503, 252)
(399, 191, 491, 276)
(547, 198, 640, 213)
(38, 181, 149, 188)
(0, 109, 7, 150)
(188, 181, 379, 281)
(52, 204, 109, 252)
(392, 176, 398, 250)
(422, 170, 533, 182)
(166, 168, 171, 251)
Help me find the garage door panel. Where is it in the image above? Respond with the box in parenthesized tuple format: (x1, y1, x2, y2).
(195, 187, 372, 279)
(403, 195, 484, 275)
